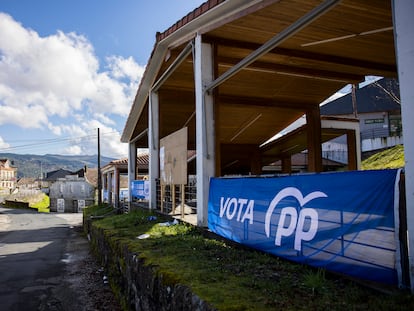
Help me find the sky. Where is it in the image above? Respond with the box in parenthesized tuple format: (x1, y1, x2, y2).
(0, 0, 206, 158)
(0, 1, 381, 159)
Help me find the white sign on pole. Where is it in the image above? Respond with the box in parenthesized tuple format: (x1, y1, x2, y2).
(78, 199, 85, 213)
(57, 198, 65, 213)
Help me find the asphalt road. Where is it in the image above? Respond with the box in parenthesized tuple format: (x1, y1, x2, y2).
(0, 207, 93, 311)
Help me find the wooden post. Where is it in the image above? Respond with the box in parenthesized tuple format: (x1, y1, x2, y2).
(160, 184, 164, 213)
(172, 184, 176, 215)
(181, 184, 185, 219)
(281, 156, 292, 174)
(306, 106, 322, 172)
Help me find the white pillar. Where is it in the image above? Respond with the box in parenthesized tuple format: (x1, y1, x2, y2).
(114, 166, 120, 208)
(149, 92, 160, 209)
(393, 0, 414, 292)
(127, 142, 137, 207)
(108, 171, 113, 205)
(194, 34, 215, 227)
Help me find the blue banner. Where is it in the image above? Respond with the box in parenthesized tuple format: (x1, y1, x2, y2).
(131, 180, 150, 200)
(208, 169, 401, 285)
(103, 190, 109, 202)
(120, 188, 129, 200)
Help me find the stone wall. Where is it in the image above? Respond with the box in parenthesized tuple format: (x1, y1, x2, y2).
(87, 222, 216, 311)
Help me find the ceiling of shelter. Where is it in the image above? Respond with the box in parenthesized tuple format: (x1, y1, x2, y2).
(130, 0, 396, 172)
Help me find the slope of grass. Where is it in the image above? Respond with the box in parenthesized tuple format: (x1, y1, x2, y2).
(362, 144, 405, 170)
(30, 193, 50, 213)
(5, 191, 50, 212)
(85, 206, 414, 311)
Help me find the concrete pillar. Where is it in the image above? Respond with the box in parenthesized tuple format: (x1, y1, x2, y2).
(108, 171, 113, 205)
(392, 0, 414, 291)
(194, 34, 215, 227)
(114, 167, 119, 209)
(149, 92, 160, 209)
(128, 142, 137, 207)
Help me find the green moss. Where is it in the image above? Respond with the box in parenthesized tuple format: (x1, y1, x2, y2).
(83, 204, 114, 217)
(90, 207, 414, 310)
(157, 269, 181, 286)
(362, 144, 405, 170)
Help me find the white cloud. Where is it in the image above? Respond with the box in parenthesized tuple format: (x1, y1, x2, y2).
(0, 12, 145, 158)
(107, 55, 145, 81)
(63, 145, 82, 155)
(0, 136, 10, 149)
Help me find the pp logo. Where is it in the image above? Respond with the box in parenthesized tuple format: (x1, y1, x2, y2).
(265, 187, 327, 251)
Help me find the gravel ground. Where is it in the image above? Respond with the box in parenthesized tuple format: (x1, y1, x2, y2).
(63, 224, 122, 311)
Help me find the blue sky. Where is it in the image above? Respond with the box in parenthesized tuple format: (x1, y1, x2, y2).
(0, 0, 205, 158)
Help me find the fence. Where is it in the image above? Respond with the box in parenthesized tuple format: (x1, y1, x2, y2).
(155, 178, 197, 216)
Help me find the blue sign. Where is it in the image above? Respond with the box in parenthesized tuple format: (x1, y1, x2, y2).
(103, 190, 109, 202)
(131, 180, 150, 200)
(208, 169, 401, 285)
(120, 188, 129, 200)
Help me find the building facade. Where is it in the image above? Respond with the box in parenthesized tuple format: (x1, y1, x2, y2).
(320, 78, 403, 163)
(0, 159, 17, 191)
(49, 174, 95, 213)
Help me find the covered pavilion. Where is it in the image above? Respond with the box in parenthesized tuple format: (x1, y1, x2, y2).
(121, 0, 414, 290)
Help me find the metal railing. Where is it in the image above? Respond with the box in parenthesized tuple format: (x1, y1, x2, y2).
(155, 178, 197, 216)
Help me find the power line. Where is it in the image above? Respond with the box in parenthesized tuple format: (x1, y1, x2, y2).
(0, 130, 123, 153)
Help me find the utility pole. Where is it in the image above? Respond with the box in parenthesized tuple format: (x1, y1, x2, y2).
(97, 128, 102, 206)
(351, 84, 358, 118)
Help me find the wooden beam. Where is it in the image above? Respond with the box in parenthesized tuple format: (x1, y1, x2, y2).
(306, 106, 322, 172)
(205, 0, 342, 93)
(218, 95, 314, 110)
(204, 36, 397, 76)
(218, 56, 365, 83)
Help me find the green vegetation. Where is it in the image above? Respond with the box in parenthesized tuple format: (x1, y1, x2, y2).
(5, 191, 50, 212)
(85, 205, 414, 311)
(362, 144, 404, 170)
(30, 193, 50, 213)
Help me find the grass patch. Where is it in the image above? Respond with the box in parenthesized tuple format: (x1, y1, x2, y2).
(84, 204, 117, 218)
(90, 206, 414, 310)
(362, 144, 404, 170)
(30, 193, 50, 210)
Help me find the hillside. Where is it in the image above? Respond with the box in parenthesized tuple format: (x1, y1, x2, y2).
(362, 144, 405, 170)
(0, 153, 115, 178)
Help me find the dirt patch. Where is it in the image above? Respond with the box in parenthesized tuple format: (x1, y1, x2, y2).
(62, 225, 122, 311)
(0, 214, 11, 231)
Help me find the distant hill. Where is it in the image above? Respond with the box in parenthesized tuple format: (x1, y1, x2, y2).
(0, 153, 116, 178)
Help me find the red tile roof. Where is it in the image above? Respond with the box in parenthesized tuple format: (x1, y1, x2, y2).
(156, 0, 225, 42)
